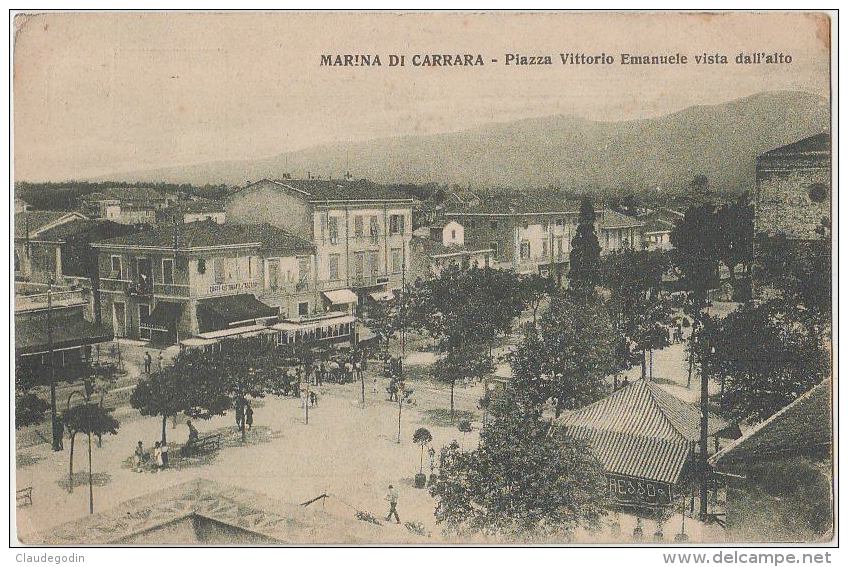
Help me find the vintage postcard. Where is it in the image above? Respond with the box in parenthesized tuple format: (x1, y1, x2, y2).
(11, 10, 835, 547)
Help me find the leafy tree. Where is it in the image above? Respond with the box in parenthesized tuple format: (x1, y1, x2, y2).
(413, 427, 433, 474)
(14, 365, 49, 429)
(509, 292, 616, 416)
(62, 402, 119, 509)
(432, 341, 494, 421)
(569, 197, 602, 294)
(715, 198, 754, 287)
(430, 382, 607, 540)
(361, 297, 400, 359)
(130, 363, 193, 447)
(696, 300, 830, 424)
(519, 272, 557, 325)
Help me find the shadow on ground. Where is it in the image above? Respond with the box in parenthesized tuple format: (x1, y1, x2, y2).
(56, 472, 112, 491)
(420, 408, 477, 428)
(16, 452, 43, 468)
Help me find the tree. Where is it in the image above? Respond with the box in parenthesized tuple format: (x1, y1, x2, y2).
(569, 197, 602, 294)
(430, 382, 607, 540)
(361, 297, 401, 359)
(413, 427, 433, 474)
(432, 341, 494, 421)
(696, 300, 830, 424)
(715, 198, 754, 288)
(62, 402, 119, 511)
(177, 339, 281, 441)
(519, 272, 557, 325)
(670, 202, 722, 520)
(130, 363, 192, 448)
(14, 365, 49, 429)
(509, 292, 617, 416)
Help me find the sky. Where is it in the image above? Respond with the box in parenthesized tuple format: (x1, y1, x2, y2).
(13, 11, 831, 182)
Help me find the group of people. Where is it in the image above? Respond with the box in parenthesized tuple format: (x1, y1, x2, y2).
(142, 351, 164, 374)
(234, 398, 254, 431)
(313, 351, 367, 385)
(132, 439, 168, 472)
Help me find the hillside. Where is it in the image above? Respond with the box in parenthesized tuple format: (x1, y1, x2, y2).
(92, 91, 829, 193)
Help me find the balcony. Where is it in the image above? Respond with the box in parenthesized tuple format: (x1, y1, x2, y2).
(153, 282, 191, 297)
(15, 287, 88, 313)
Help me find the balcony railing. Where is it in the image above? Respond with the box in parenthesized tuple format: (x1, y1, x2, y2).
(15, 288, 88, 312)
(153, 282, 191, 297)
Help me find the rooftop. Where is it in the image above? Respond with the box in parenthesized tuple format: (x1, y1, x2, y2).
(412, 236, 494, 258)
(759, 132, 831, 158)
(14, 211, 88, 239)
(711, 380, 831, 469)
(239, 178, 415, 203)
(92, 221, 315, 253)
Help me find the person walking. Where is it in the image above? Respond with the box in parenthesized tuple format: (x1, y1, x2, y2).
(309, 391, 317, 407)
(235, 399, 245, 431)
(157, 352, 164, 372)
(245, 402, 254, 431)
(184, 420, 199, 456)
(385, 485, 401, 524)
(143, 352, 152, 374)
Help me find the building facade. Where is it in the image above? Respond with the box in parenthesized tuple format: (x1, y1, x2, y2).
(81, 187, 177, 225)
(409, 220, 494, 281)
(446, 198, 644, 284)
(225, 179, 415, 301)
(754, 132, 831, 241)
(92, 222, 319, 345)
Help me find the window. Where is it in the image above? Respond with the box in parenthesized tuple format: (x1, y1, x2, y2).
(556, 218, 565, 227)
(136, 258, 152, 288)
(247, 256, 252, 278)
(808, 183, 828, 203)
(520, 241, 531, 260)
(354, 216, 364, 238)
(320, 213, 327, 241)
(110, 255, 123, 278)
(368, 250, 380, 276)
(329, 254, 340, 280)
(162, 259, 174, 285)
(214, 257, 226, 284)
(391, 248, 403, 274)
(298, 301, 309, 316)
(328, 216, 339, 244)
(451, 229, 456, 240)
(389, 214, 405, 235)
(369, 216, 379, 243)
(297, 257, 311, 289)
(267, 258, 280, 290)
(354, 252, 366, 279)
(489, 241, 499, 258)
(541, 240, 548, 258)
(556, 237, 564, 258)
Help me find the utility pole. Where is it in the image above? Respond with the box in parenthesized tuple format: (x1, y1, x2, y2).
(47, 282, 62, 451)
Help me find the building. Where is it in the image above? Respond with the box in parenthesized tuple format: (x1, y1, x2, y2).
(639, 208, 684, 251)
(92, 222, 321, 346)
(225, 179, 415, 302)
(155, 198, 226, 225)
(710, 381, 832, 542)
(81, 187, 177, 225)
(446, 196, 644, 284)
(754, 133, 831, 241)
(14, 211, 89, 283)
(409, 220, 494, 281)
(558, 379, 731, 510)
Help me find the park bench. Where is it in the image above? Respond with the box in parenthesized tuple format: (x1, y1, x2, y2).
(182, 433, 223, 456)
(16, 487, 33, 507)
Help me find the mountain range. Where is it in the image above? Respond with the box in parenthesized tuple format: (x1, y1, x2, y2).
(96, 91, 829, 194)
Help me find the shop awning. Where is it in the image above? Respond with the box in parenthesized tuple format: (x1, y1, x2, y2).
(322, 289, 358, 305)
(16, 316, 112, 356)
(196, 294, 278, 334)
(369, 290, 395, 302)
(142, 302, 183, 331)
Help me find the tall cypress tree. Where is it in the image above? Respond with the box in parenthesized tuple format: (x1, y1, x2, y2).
(568, 197, 601, 293)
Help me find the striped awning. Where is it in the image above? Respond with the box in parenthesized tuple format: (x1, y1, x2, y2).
(568, 427, 693, 485)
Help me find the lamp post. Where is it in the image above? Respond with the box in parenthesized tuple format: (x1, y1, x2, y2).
(47, 282, 63, 451)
